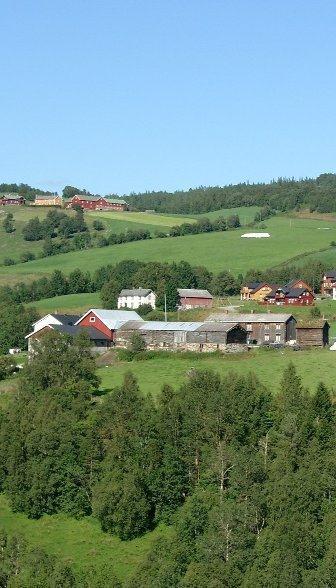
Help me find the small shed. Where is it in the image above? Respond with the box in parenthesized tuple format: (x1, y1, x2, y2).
(296, 320, 329, 347)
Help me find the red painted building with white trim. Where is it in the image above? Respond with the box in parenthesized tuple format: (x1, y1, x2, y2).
(69, 195, 128, 211)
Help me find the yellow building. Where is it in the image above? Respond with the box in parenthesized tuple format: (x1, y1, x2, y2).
(240, 282, 274, 301)
(34, 194, 63, 206)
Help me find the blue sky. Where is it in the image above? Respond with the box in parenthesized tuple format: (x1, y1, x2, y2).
(0, 1, 335, 195)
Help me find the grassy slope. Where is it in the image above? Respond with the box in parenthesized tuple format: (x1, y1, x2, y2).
(0, 495, 168, 583)
(98, 347, 336, 398)
(0, 215, 335, 284)
(26, 292, 102, 314)
(191, 205, 259, 222)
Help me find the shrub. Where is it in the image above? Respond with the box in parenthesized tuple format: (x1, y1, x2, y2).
(3, 257, 15, 266)
(20, 251, 36, 263)
(92, 219, 105, 231)
(129, 332, 146, 354)
(117, 349, 135, 362)
(137, 303, 154, 317)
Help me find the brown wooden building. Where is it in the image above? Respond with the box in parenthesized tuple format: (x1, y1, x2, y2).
(296, 320, 329, 347)
(207, 313, 297, 345)
(178, 289, 213, 309)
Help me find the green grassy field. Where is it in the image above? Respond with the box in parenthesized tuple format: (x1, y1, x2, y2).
(97, 347, 336, 398)
(89, 209, 193, 227)
(0, 495, 168, 583)
(0, 215, 335, 285)
(27, 292, 102, 314)
(183, 205, 260, 223)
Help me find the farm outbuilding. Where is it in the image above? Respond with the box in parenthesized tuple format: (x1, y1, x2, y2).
(207, 313, 297, 345)
(178, 289, 213, 309)
(115, 320, 248, 352)
(296, 320, 329, 347)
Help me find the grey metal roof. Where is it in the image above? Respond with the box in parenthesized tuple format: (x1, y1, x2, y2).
(118, 320, 145, 330)
(178, 289, 213, 299)
(52, 324, 110, 340)
(207, 313, 294, 324)
(76, 309, 143, 330)
(196, 322, 244, 332)
(139, 321, 202, 332)
(119, 288, 153, 297)
(53, 314, 80, 325)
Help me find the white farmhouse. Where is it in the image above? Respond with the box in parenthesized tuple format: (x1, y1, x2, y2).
(118, 288, 156, 310)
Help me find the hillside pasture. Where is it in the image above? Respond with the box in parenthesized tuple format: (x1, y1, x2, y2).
(98, 346, 336, 398)
(26, 292, 102, 314)
(0, 215, 335, 285)
(0, 495, 169, 583)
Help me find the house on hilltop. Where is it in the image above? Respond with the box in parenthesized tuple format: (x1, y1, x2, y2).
(264, 286, 315, 306)
(240, 282, 276, 301)
(118, 288, 156, 310)
(321, 270, 336, 298)
(68, 195, 128, 211)
(34, 194, 63, 206)
(0, 193, 25, 206)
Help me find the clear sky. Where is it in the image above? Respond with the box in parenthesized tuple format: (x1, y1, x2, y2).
(1, 0, 335, 195)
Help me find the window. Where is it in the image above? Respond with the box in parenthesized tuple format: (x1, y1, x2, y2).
(264, 334, 270, 342)
(265, 323, 269, 330)
(275, 334, 281, 343)
(89, 316, 95, 323)
(246, 323, 252, 331)
(276, 324, 281, 330)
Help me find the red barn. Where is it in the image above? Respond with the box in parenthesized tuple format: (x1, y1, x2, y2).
(178, 289, 213, 309)
(0, 193, 25, 205)
(69, 195, 128, 211)
(75, 309, 143, 342)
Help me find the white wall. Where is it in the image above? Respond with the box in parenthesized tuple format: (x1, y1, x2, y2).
(118, 292, 156, 309)
(32, 314, 62, 333)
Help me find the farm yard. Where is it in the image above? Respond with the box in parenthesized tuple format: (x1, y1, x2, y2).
(0, 214, 336, 285)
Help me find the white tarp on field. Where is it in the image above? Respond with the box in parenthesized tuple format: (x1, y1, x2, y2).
(241, 232, 270, 238)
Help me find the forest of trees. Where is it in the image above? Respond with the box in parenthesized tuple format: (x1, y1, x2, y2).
(0, 336, 336, 586)
(3, 172, 336, 214)
(126, 173, 336, 214)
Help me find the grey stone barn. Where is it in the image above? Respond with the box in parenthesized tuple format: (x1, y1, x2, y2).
(115, 320, 248, 352)
(207, 313, 297, 345)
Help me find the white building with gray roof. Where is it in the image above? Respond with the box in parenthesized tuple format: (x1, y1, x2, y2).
(118, 288, 156, 310)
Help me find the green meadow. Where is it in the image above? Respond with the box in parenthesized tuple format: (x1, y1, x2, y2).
(97, 347, 336, 398)
(0, 215, 335, 285)
(0, 495, 169, 583)
(27, 292, 102, 314)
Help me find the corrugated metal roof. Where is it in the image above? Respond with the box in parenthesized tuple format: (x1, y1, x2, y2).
(76, 309, 143, 330)
(118, 320, 145, 330)
(53, 324, 111, 340)
(207, 313, 294, 323)
(119, 288, 153, 297)
(196, 322, 243, 332)
(178, 289, 213, 299)
(139, 321, 202, 332)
